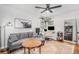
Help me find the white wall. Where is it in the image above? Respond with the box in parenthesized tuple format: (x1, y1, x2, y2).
(0, 5, 41, 49)
(0, 4, 79, 49)
(55, 10, 79, 43)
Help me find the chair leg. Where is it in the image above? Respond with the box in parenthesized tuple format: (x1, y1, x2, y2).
(24, 47, 26, 54)
(7, 50, 11, 54)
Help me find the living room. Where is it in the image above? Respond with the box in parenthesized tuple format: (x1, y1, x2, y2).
(0, 4, 79, 54)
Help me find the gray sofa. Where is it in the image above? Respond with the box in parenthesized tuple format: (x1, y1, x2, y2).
(7, 32, 34, 53)
(7, 32, 43, 53)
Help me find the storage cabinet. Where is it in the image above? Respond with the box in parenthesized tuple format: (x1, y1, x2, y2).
(64, 26, 73, 41)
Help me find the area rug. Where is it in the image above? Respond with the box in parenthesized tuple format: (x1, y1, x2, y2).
(12, 41, 74, 54)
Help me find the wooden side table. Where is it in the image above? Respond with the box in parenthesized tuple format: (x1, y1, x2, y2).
(22, 38, 42, 54)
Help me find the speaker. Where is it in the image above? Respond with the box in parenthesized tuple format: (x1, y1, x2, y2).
(44, 29, 47, 31)
(36, 28, 40, 35)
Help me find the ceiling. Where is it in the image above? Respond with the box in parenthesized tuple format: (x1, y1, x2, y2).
(0, 4, 79, 17)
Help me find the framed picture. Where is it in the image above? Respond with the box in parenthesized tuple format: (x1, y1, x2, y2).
(14, 18, 32, 28)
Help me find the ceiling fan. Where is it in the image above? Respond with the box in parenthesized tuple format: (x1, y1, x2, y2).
(35, 4, 62, 13)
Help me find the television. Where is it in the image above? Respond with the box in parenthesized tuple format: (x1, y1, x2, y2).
(48, 26, 54, 30)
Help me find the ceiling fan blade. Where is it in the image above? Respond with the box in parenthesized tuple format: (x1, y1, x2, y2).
(35, 6, 45, 9)
(48, 9, 53, 13)
(50, 5, 62, 9)
(41, 9, 47, 13)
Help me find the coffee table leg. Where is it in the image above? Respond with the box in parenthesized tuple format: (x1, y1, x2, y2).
(28, 48, 31, 54)
(39, 47, 41, 54)
(28, 48, 30, 54)
(24, 47, 26, 54)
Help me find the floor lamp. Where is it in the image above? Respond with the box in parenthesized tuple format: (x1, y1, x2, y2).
(3, 22, 12, 49)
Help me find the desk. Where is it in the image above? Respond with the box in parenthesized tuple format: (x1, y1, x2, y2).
(22, 38, 42, 54)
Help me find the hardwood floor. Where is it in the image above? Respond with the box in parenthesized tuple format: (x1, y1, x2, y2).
(0, 40, 79, 54)
(74, 45, 79, 54)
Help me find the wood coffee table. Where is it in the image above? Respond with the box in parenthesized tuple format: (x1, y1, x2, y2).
(22, 38, 42, 54)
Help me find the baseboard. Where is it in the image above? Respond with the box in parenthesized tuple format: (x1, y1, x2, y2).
(0, 47, 4, 50)
(0, 46, 8, 50)
(64, 40, 76, 45)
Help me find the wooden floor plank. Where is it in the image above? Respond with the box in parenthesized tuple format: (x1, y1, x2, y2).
(0, 40, 79, 54)
(74, 45, 79, 54)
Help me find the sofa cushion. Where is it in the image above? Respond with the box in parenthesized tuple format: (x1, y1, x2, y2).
(28, 32, 33, 38)
(8, 32, 34, 51)
(24, 33, 29, 38)
(9, 34, 19, 42)
(9, 44, 22, 50)
(12, 39, 25, 45)
(21, 33, 28, 39)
